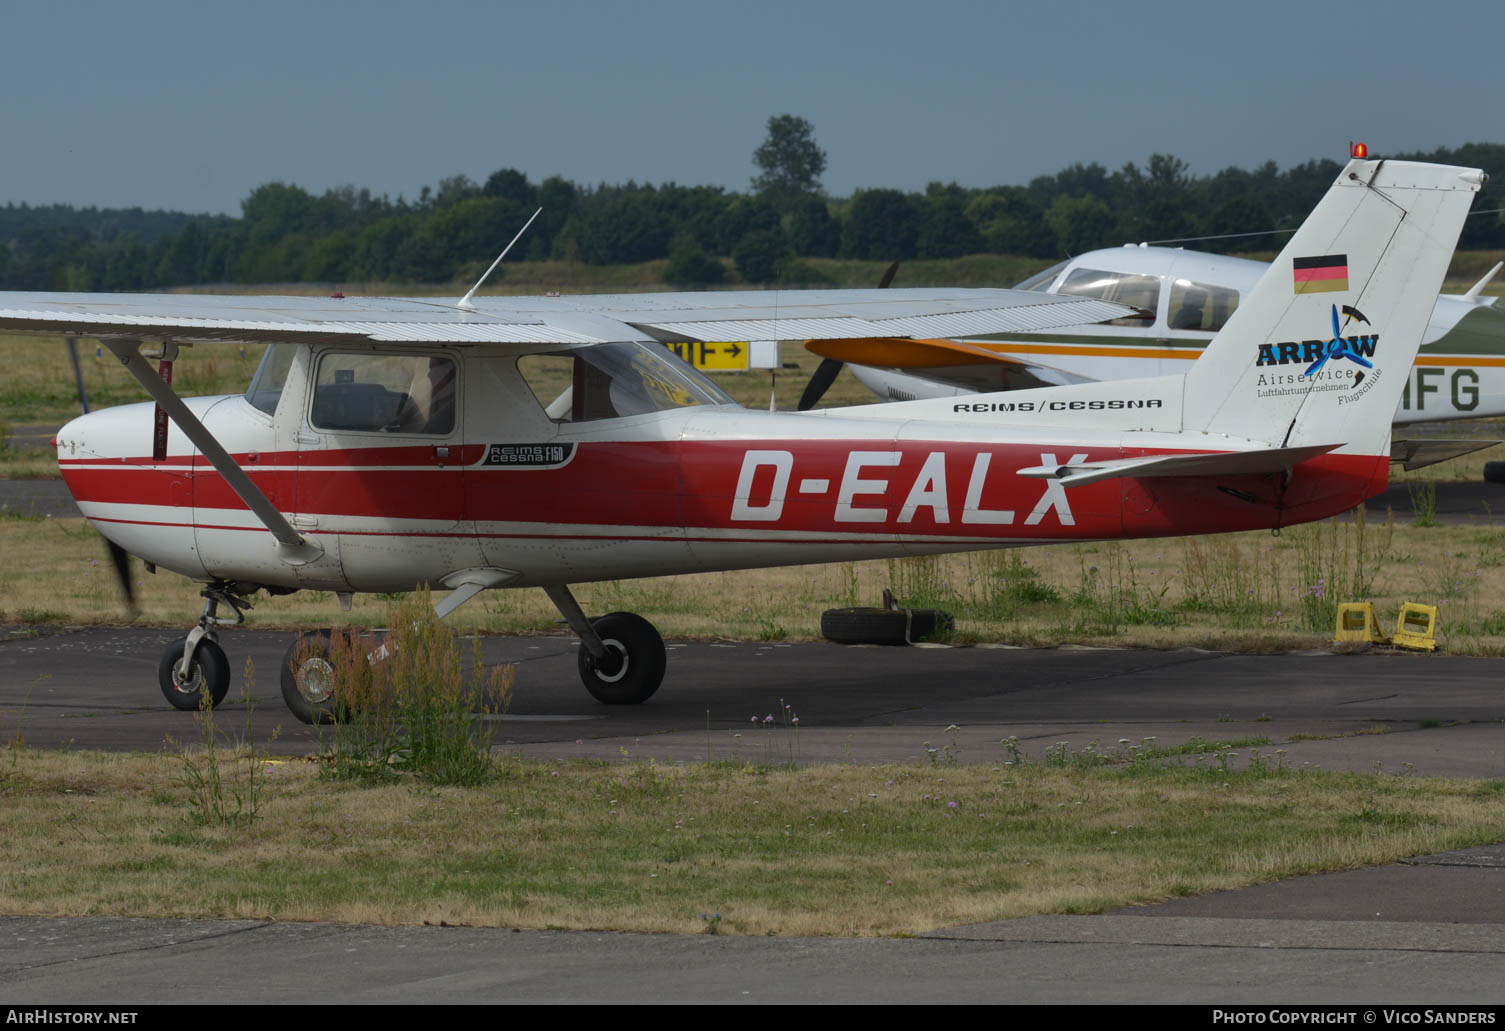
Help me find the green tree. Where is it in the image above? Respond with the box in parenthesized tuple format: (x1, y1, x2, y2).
(1047, 194, 1115, 255)
(966, 188, 1056, 257)
(789, 195, 839, 257)
(733, 227, 792, 284)
(714, 196, 780, 255)
(915, 182, 983, 259)
(752, 115, 827, 205)
(842, 189, 918, 260)
(664, 234, 726, 286)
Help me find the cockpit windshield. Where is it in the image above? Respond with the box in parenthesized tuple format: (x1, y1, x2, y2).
(1013, 259, 1070, 292)
(245, 343, 294, 416)
(518, 341, 736, 423)
(1055, 268, 1160, 326)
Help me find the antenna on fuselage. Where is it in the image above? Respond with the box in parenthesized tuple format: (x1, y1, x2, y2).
(456, 206, 543, 311)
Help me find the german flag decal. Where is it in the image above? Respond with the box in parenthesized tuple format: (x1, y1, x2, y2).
(1293, 254, 1349, 294)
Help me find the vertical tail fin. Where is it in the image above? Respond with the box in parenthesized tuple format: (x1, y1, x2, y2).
(1183, 159, 1483, 454)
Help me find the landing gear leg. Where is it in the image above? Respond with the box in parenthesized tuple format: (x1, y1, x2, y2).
(158, 582, 251, 711)
(543, 584, 666, 705)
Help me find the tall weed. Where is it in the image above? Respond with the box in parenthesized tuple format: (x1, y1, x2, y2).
(885, 555, 957, 610)
(323, 591, 514, 785)
(176, 659, 273, 826)
(966, 550, 1060, 620)
(1179, 536, 1282, 625)
(1071, 544, 1175, 634)
(1288, 507, 1394, 632)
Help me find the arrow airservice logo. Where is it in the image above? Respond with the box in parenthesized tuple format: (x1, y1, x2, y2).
(1304, 304, 1375, 378)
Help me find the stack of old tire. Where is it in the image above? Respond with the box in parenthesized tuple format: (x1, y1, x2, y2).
(820, 593, 953, 646)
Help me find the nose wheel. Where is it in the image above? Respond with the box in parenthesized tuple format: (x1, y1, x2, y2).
(157, 583, 250, 711)
(158, 637, 230, 711)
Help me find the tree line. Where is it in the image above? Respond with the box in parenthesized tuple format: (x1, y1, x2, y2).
(2, 127, 1501, 292)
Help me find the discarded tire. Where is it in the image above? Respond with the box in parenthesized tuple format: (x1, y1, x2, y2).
(1484, 462, 1505, 485)
(820, 607, 954, 646)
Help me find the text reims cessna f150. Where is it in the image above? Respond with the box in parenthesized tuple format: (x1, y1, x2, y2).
(0, 158, 1483, 722)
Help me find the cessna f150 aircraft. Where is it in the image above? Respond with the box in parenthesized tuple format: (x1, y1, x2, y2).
(819, 234, 1505, 437)
(0, 157, 1483, 721)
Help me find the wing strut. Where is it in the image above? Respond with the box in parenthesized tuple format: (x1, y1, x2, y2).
(104, 339, 323, 563)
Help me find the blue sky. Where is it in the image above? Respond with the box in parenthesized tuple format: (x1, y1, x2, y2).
(2, 0, 1501, 214)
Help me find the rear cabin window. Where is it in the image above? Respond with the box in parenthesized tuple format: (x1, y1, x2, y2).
(1056, 268, 1160, 326)
(1167, 280, 1240, 332)
(310, 352, 457, 435)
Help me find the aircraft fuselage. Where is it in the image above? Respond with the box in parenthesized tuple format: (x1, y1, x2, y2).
(56, 342, 1386, 596)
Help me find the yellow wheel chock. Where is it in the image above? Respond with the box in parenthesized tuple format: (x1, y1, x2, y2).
(1334, 602, 1390, 645)
(1333, 601, 1439, 651)
(1393, 603, 1439, 652)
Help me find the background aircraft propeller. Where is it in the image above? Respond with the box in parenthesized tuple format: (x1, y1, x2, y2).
(796, 261, 900, 411)
(67, 337, 138, 618)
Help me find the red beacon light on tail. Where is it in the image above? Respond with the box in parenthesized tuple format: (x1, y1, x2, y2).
(1349, 141, 1369, 159)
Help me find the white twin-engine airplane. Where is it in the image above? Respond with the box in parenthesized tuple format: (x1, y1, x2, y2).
(0, 158, 1483, 721)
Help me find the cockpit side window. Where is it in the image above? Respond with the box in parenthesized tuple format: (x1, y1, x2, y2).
(1057, 268, 1161, 326)
(310, 352, 457, 435)
(245, 343, 295, 416)
(1167, 279, 1240, 333)
(517, 342, 735, 423)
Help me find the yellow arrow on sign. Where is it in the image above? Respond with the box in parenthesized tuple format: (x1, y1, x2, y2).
(662, 341, 749, 371)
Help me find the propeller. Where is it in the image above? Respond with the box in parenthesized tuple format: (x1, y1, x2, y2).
(796, 261, 900, 411)
(67, 337, 138, 618)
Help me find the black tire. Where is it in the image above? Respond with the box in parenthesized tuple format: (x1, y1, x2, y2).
(820, 607, 954, 645)
(578, 612, 665, 705)
(158, 638, 231, 711)
(1485, 462, 1505, 485)
(281, 631, 350, 725)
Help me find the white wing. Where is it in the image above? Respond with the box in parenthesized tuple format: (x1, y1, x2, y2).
(0, 288, 1131, 347)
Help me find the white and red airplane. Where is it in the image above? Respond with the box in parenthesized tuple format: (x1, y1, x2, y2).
(0, 157, 1483, 721)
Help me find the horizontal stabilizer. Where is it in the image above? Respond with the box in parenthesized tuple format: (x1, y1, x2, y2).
(1016, 444, 1340, 488)
(1390, 438, 1501, 471)
(1462, 261, 1503, 302)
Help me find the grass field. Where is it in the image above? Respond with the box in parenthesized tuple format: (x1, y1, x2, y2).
(6, 502, 1505, 654)
(2, 743, 1501, 935)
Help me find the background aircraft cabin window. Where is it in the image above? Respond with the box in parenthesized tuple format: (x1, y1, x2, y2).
(1014, 259, 1070, 293)
(1057, 268, 1160, 326)
(517, 341, 734, 423)
(245, 343, 295, 416)
(310, 352, 456, 435)
(1167, 280, 1240, 333)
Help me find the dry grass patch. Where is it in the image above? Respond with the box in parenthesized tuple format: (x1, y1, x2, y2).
(1, 748, 1502, 936)
(11, 505, 1505, 653)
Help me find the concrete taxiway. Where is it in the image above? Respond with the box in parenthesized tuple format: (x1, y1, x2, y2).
(2, 626, 1504, 777)
(2, 626, 1503, 1003)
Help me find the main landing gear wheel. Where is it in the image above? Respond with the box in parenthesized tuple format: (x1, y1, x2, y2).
(158, 638, 231, 711)
(578, 612, 665, 705)
(281, 631, 349, 725)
